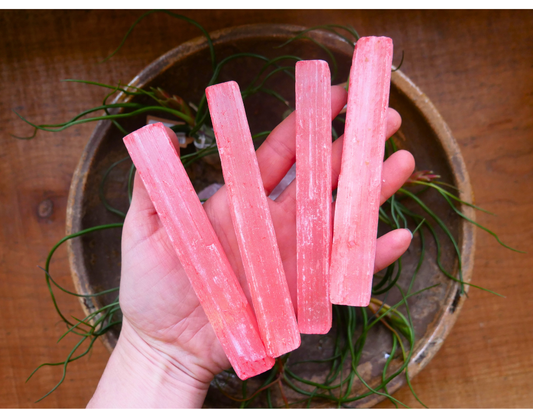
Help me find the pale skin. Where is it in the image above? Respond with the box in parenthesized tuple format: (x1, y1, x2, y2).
(87, 86, 415, 408)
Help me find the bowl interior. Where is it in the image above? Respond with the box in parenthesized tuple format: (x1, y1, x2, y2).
(67, 24, 473, 408)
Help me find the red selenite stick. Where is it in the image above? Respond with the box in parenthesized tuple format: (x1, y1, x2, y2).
(206, 81, 301, 358)
(330, 37, 394, 307)
(123, 123, 274, 379)
(295, 60, 333, 334)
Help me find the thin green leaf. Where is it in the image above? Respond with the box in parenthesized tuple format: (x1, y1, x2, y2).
(102, 10, 216, 70)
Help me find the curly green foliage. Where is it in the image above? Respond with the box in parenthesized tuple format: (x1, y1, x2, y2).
(22, 14, 521, 407)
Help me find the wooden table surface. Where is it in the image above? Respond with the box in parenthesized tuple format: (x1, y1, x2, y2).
(1, 10, 531, 408)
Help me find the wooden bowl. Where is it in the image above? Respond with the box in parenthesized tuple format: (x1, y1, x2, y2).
(66, 24, 475, 408)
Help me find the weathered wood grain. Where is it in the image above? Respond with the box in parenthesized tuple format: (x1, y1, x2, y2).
(0, 9, 531, 408)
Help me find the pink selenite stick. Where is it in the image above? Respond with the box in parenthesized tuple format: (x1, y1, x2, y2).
(206, 81, 300, 358)
(330, 37, 393, 307)
(295, 60, 332, 334)
(123, 123, 274, 380)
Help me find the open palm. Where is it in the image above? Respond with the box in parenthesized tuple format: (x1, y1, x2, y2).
(118, 85, 415, 385)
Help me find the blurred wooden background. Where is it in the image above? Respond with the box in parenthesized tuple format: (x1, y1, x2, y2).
(1, 10, 531, 408)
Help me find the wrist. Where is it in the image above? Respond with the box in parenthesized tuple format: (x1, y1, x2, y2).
(88, 318, 212, 408)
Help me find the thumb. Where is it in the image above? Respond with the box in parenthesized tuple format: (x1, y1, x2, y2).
(129, 171, 157, 216)
(123, 125, 181, 245)
(126, 125, 180, 219)
(122, 170, 161, 249)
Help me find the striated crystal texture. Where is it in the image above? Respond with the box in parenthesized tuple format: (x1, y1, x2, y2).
(295, 60, 332, 334)
(330, 37, 394, 307)
(206, 81, 301, 358)
(123, 123, 274, 379)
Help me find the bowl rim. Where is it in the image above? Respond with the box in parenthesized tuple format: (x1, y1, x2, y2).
(66, 23, 475, 408)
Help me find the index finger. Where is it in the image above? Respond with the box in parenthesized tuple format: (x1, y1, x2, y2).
(256, 85, 348, 195)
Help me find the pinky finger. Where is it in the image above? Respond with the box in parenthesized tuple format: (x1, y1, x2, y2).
(373, 228, 412, 273)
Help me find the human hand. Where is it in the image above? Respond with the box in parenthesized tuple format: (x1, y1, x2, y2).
(88, 85, 415, 408)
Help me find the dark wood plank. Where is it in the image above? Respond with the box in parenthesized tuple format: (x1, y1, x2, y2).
(1, 9, 531, 408)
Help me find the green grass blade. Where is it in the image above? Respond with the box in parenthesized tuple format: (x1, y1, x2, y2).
(102, 10, 216, 70)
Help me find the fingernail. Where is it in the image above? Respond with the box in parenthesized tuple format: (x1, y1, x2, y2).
(406, 228, 413, 239)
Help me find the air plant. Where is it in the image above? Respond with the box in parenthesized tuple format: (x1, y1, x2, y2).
(14, 10, 521, 407)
